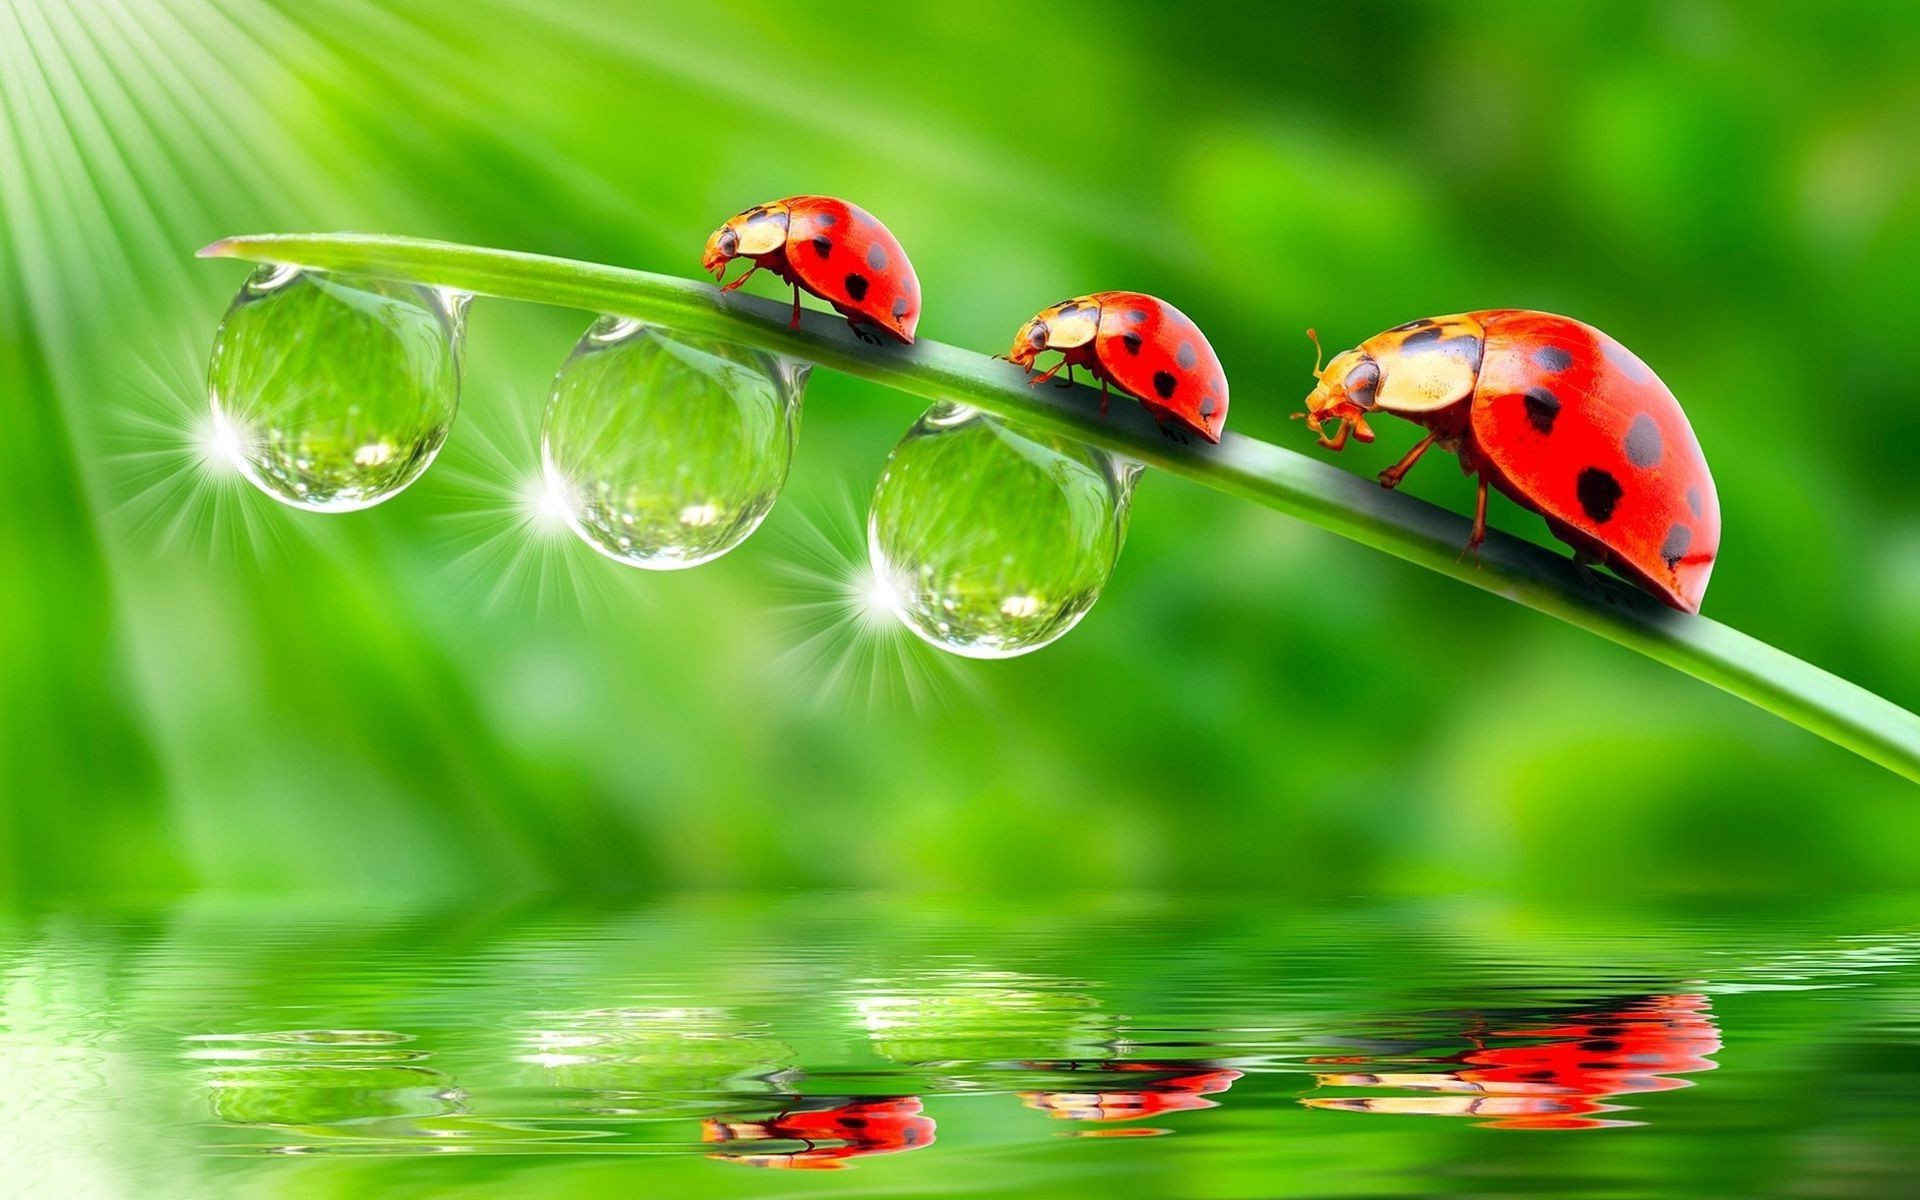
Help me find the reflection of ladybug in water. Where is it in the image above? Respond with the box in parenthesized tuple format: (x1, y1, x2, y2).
(1304, 994, 1720, 1130)
(703, 1095, 935, 1169)
(1019, 1062, 1242, 1136)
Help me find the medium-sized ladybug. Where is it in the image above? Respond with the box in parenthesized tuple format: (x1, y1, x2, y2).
(702, 195, 920, 343)
(1008, 291, 1230, 443)
(1019, 1061, 1242, 1131)
(1299, 310, 1720, 613)
(703, 1095, 935, 1170)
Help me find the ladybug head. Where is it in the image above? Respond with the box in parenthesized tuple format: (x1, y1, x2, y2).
(702, 202, 791, 278)
(1007, 298, 1101, 368)
(1295, 336, 1379, 448)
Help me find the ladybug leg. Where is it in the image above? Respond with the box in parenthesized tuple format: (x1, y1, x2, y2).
(1460, 476, 1488, 564)
(1055, 363, 1076, 389)
(789, 283, 803, 329)
(850, 321, 885, 345)
(1027, 358, 1067, 387)
(1100, 377, 1111, 417)
(720, 263, 760, 293)
(1378, 432, 1439, 489)
(1154, 416, 1191, 445)
(1316, 420, 1351, 452)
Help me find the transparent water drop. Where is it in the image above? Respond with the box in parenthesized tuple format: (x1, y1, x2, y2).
(541, 317, 806, 569)
(207, 265, 467, 511)
(868, 404, 1138, 659)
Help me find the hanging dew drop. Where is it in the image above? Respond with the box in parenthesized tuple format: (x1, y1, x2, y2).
(206, 265, 466, 511)
(541, 317, 806, 570)
(868, 404, 1138, 659)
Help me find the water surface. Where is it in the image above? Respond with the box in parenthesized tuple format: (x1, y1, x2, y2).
(2, 894, 1915, 1197)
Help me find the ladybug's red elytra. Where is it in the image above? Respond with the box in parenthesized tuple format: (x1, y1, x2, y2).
(1009, 291, 1230, 443)
(1304, 993, 1721, 1130)
(702, 1095, 935, 1170)
(1300, 310, 1720, 613)
(703, 195, 920, 344)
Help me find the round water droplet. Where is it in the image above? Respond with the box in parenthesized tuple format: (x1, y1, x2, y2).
(207, 265, 466, 511)
(542, 317, 806, 569)
(868, 404, 1137, 658)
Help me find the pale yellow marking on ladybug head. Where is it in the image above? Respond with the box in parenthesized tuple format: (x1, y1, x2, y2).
(1007, 296, 1101, 367)
(702, 200, 792, 276)
(1362, 313, 1486, 415)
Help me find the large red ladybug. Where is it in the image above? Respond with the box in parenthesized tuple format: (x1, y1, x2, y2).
(1304, 993, 1721, 1131)
(1299, 311, 1720, 613)
(702, 195, 920, 343)
(1009, 291, 1229, 443)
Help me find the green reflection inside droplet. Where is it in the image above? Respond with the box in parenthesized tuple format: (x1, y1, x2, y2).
(207, 265, 465, 512)
(868, 404, 1137, 659)
(542, 317, 806, 570)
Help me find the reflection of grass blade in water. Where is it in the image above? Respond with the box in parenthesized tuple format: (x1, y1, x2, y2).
(195, 234, 1920, 782)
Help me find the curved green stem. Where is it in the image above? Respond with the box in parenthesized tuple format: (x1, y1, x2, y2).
(198, 233, 1920, 783)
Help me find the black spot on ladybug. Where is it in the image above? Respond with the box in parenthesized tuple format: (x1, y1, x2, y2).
(1586, 1026, 1625, 1037)
(810, 235, 832, 259)
(901, 1126, 924, 1146)
(1686, 486, 1703, 517)
(866, 244, 889, 272)
(1580, 1039, 1622, 1054)
(1520, 1069, 1557, 1082)
(892, 297, 909, 319)
(1122, 332, 1143, 355)
(1153, 370, 1177, 399)
(1661, 523, 1692, 569)
(852, 208, 879, 227)
(815, 212, 837, 226)
(1523, 387, 1561, 434)
(1400, 326, 1445, 349)
(1624, 413, 1663, 468)
(1176, 341, 1198, 370)
(1603, 337, 1656, 383)
(844, 273, 870, 301)
(1126, 309, 1148, 324)
(1390, 318, 1436, 333)
(841, 1117, 868, 1129)
(1200, 395, 1219, 418)
(1441, 334, 1484, 369)
(1577, 466, 1623, 523)
(1533, 345, 1573, 372)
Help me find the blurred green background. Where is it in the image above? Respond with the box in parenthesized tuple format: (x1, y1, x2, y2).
(2, 0, 1917, 898)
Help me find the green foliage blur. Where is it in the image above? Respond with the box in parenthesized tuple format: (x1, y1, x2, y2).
(2, 0, 1917, 898)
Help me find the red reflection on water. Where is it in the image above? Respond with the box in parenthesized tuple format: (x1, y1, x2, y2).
(1304, 993, 1721, 1130)
(702, 1095, 935, 1169)
(1020, 1062, 1243, 1136)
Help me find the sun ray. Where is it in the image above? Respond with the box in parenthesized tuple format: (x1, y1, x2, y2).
(764, 487, 978, 715)
(102, 330, 321, 563)
(428, 383, 644, 621)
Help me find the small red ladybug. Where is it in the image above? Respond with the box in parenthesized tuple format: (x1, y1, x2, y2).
(1008, 291, 1229, 443)
(702, 195, 920, 343)
(1299, 310, 1720, 613)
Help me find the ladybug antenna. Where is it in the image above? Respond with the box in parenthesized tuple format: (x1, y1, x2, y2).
(1306, 328, 1325, 377)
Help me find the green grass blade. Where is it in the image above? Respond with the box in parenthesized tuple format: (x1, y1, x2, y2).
(198, 233, 1920, 783)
